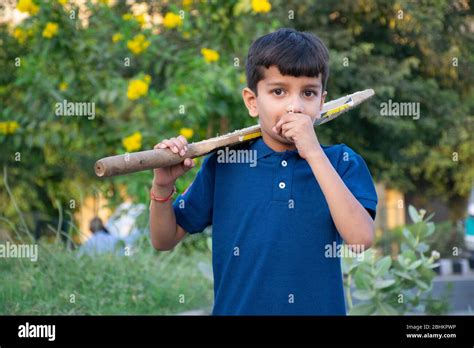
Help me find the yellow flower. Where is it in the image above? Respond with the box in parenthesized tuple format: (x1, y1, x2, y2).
(13, 28, 28, 44)
(122, 13, 146, 27)
(0, 121, 20, 135)
(112, 33, 123, 43)
(179, 128, 194, 139)
(182, 0, 193, 9)
(122, 131, 142, 152)
(201, 48, 219, 63)
(58, 0, 67, 5)
(163, 12, 183, 29)
(17, 0, 39, 16)
(98, 0, 110, 5)
(127, 76, 151, 100)
(127, 34, 150, 55)
(251, 0, 271, 13)
(389, 19, 396, 29)
(59, 82, 68, 91)
(135, 14, 146, 27)
(42, 22, 59, 39)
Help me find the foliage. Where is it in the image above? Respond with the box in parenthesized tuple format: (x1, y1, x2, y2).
(0, 0, 472, 236)
(377, 219, 466, 259)
(0, 0, 280, 230)
(343, 206, 444, 315)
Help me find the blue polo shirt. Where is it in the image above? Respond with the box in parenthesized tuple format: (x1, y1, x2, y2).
(172, 138, 377, 315)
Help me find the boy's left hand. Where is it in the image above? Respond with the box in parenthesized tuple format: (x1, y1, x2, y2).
(273, 113, 322, 160)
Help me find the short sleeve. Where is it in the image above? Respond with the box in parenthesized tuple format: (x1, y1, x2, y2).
(337, 144, 378, 220)
(172, 153, 216, 234)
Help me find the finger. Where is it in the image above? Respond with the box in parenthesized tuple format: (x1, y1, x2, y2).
(177, 135, 188, 149)
(168, 138, 184, 154)
(176, 135, 189, 155)
(161, 139, 177, 152)
(275, 113, 298, 130)
(281, 120, 299, 132)
(276, 119, 293, 135)
(282, 128, 296, 142)
(183, 158, 195, 167)
(175, 159, 195, 177)
(154, 142, 164, 149)
(275, 115, 295, 134)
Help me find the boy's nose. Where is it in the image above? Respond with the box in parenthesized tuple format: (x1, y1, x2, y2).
(286, 100, 304, 114)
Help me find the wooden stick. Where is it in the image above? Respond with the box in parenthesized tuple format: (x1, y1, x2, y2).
(94, 89, 375, 177)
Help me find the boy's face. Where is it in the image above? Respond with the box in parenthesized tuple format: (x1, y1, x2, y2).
(242, 65, 327, 151)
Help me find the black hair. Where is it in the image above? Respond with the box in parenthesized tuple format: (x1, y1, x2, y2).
(245, 28, 329, 95)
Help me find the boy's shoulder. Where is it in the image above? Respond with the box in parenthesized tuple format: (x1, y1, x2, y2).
(320, 143, 369, 174)
(321, 142, 360, 159)
(321, 142, 358, 154)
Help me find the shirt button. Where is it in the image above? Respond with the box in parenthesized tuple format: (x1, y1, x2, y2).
(279, 182, 286, 189)
(281, 160, 288, 167)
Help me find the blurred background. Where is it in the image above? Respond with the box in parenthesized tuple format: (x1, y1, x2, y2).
(0, 0, 473, 315)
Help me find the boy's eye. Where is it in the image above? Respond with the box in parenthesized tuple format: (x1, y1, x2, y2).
(304, 90, 317, 97)
(272, 88, 285, 96)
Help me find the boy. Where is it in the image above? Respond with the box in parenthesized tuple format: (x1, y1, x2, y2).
(149, 28, 378, 315)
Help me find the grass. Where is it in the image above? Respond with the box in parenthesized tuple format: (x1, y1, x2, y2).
(0, 234, 214, 315)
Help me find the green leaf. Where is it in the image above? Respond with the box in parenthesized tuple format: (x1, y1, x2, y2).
(414, 278, 430, 291)
(426, 222, 435, 236)
(352, 290, 376, 300)
(349, 303, 376, 315)
(408, 205, 421, 223)
(342, 261, 358, 275)
(375, 279, 396, 289)
(402, 228, 416, 247)
(376, 302, 399, 315)
(416, 242, 429, 253)
(354, 268, 372, 290)
(374, 256, 392, 277)
(402, 250, 417, 263)
(392, 270, 413, 280)
(407, 259, 423, 270)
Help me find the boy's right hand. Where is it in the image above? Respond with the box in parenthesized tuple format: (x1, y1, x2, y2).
(152, 135, 195, 189)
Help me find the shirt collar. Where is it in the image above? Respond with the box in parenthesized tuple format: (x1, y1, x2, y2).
(250, 137, 300, 160)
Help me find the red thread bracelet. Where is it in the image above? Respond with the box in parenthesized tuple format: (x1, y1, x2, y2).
(150, 185, 176, 202)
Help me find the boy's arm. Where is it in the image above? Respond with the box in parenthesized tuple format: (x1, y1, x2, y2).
(149, 182, 187, 251)
(275, 113, 375, 249)
(149, 135, 195, 251)
(305, 151, 375, 249)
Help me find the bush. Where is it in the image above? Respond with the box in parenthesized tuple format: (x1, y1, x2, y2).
(343, 206, 443, 315)
(377, 219, 466, 259)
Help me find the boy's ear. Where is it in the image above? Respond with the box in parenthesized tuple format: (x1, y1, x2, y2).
(320, 90, 327, 110)
(242, 87, 259, 117)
